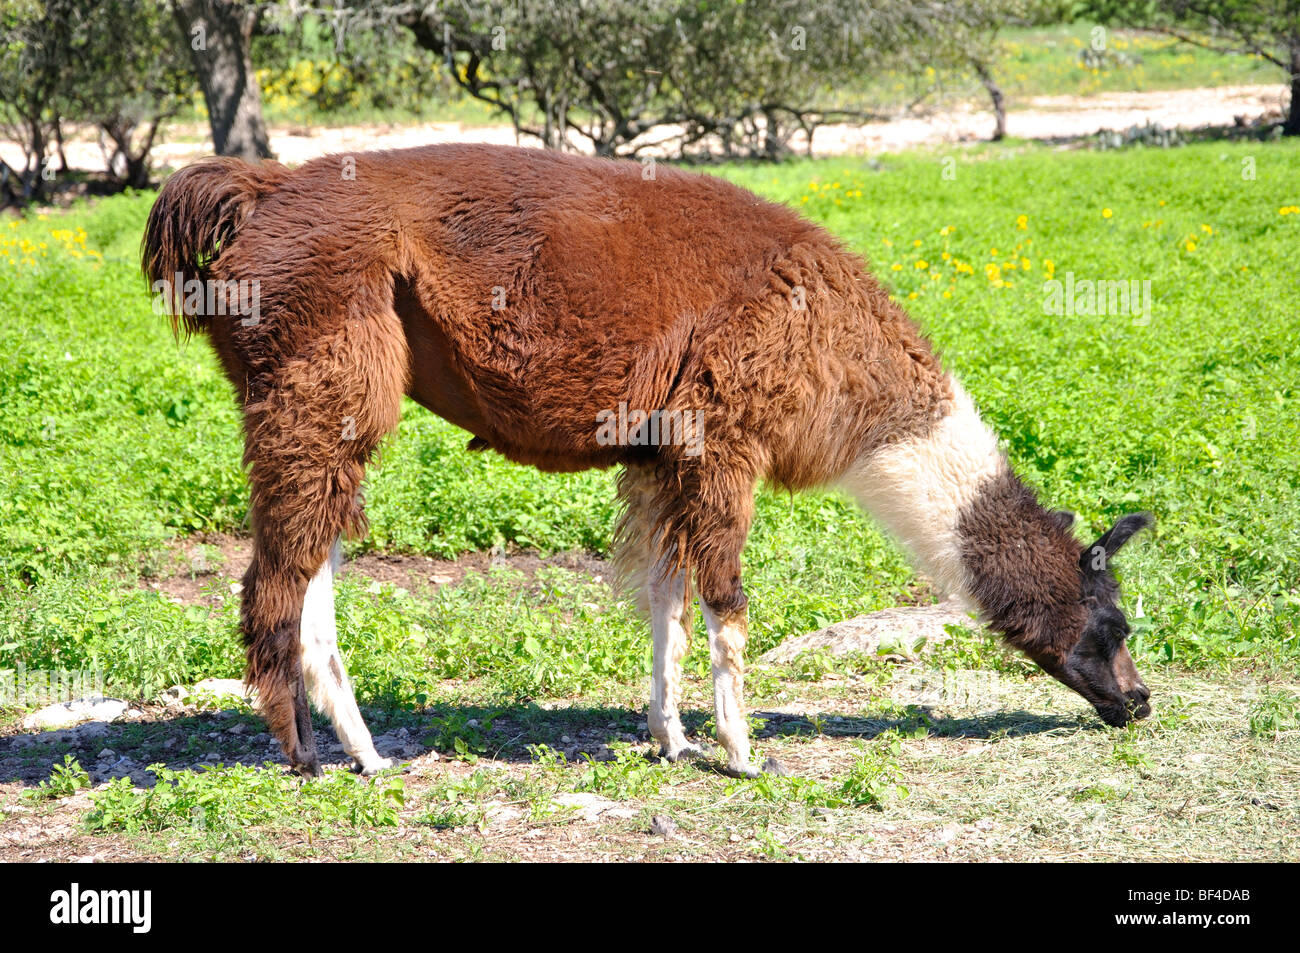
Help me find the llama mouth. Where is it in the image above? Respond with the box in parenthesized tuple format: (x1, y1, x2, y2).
(1096, 694, 1152, 727)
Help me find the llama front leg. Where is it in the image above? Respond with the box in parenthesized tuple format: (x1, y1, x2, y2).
(647, 562, 702, 761)
(300, 541, 393, 775)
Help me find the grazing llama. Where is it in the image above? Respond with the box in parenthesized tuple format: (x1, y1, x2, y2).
(143, 144, 1152, 778)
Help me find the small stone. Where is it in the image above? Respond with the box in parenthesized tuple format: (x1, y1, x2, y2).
(97, 748, 116, 762)
(76, 722, 111, 741)
(650, 814, 676, 837)
(227, 723, 247, 735)
(559, 735, 572, 744)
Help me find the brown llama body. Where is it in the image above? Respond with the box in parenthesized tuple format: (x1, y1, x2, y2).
(144, 144, 1152, 778)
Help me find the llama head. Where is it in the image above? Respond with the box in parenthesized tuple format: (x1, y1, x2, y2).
(1048, 512, 1154, 727)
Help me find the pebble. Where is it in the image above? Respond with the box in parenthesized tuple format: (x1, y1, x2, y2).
(76, 722, 110, 741)
(650, 815, 676, 837)
(97, 748, 116, 762)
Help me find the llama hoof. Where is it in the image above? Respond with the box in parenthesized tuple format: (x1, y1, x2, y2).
(660, 743, 710, 763)
(719, 760, 763, 780)
(293, 759, 323, 779)
(352, 755, 397, 776)
(718, 756, 787, 779)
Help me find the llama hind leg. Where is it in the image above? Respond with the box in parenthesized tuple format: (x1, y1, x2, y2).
(698, 600, 747, 774)
(660, 456, 783, 778)
(300, 541, 393, 775)
(241, 306, 407, 776)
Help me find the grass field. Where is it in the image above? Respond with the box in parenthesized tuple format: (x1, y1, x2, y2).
(0, 139, 1297, 861)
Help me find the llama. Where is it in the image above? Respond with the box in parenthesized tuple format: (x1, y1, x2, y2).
(143, 144, 1152, 778)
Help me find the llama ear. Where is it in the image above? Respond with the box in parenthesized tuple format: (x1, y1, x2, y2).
(1048, 510, 1077, 533)
(1081, 512, 1153, 573)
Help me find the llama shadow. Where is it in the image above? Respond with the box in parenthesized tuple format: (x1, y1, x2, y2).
(747, 707, 1090, 741)
(0, 700, 647, 789)
(0, 699, 1089, 790)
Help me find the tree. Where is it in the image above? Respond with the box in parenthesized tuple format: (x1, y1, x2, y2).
(339, 0, 1010, 159)
(0, 1, 193, 202)
(1083, 1, 1300, 135)
(0, 0, 78, 202)
(171, 0, 274, 159)
(75, 1, 192, 188)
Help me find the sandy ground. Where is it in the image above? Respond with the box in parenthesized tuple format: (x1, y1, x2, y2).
(3, 84, 1287, 176)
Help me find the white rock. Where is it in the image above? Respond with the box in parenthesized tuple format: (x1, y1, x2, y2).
(188, 678, 259, 709)
(760, 599, 978, 664)
(21, 698, 128, 731)
(551, 792, 639, 822)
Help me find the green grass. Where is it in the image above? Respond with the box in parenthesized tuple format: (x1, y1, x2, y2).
(841, 24, 1282, 114)
(0, 138, 1296, 861)
(986, 23, 1281, 100)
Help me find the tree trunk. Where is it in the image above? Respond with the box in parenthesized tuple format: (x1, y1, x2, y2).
(172, 0, 273, 160)
(973, 60, 1006, 142)
(1285, 39, 1300, 137)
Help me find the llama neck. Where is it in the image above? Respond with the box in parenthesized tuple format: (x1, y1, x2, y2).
(841, 376, 1085, 651)
(839, 377, 1006, 606)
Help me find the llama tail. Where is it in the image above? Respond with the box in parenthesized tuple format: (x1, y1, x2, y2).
(142, 157, 289, 337)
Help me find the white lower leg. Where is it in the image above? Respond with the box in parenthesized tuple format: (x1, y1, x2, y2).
(300, 542, 392, 774)
(702, 603, 753, 775)
(647, 563, 696, 759)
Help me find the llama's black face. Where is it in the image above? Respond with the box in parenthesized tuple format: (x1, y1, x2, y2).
(1057, 513, 1154, 727)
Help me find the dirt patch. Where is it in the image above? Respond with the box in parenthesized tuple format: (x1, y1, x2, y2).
(141, 532, 609, 607)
